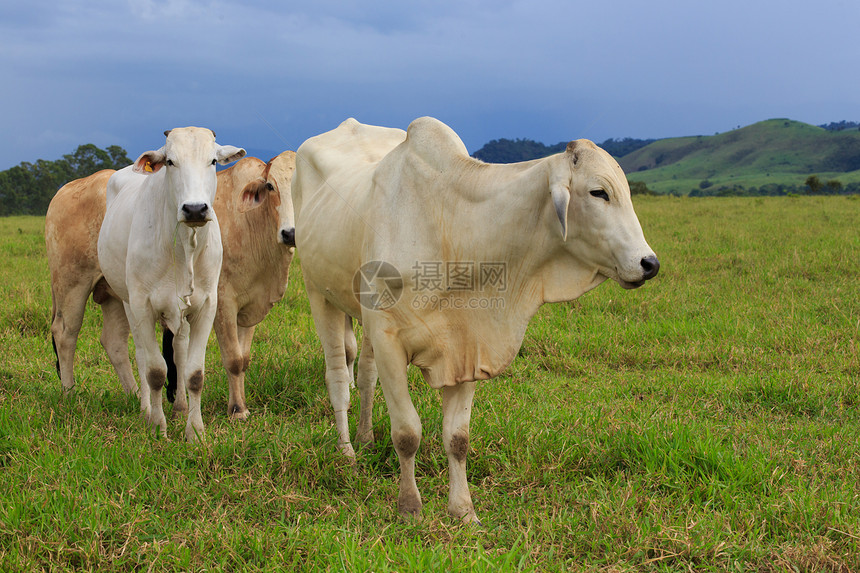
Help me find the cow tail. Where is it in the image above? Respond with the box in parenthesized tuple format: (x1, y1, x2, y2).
(51, 335, 60, 379)
(163, 328, 178, 403)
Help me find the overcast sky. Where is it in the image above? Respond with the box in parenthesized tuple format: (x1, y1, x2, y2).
(1, 0, 858, 170)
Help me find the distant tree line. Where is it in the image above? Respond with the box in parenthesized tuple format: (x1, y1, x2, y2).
(471, 137, 654, 163)
(819, 121, 860, 132)
(688, 175, 859, 197)
(472, 138, 567, 163)
(0, 144, 131, 216)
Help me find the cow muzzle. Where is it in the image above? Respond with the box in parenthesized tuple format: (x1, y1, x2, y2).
(618, 255, 660, 289)
(181, 202, 211, 226)
(640, 255, 660, 280)
(280, 227, 296, 247)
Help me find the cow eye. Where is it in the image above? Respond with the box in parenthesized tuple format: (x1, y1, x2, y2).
(211, 159, 217, 166)
(166, 159, 175, 167)
(266, 182, 274, 191)
(590, 189, 610, 202)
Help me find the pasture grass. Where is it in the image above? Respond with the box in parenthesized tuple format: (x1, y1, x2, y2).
(1, 196, 859, 571)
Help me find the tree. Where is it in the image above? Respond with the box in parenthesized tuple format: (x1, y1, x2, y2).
(628, 180, 655, 195)
(805, 175, 822, 194)
(106, 145, 132, 168)
(826, 179, 843, 193)
(0, 144, 132, 216)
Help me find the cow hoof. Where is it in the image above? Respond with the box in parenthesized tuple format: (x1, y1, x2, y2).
(448, 504, 481, 526)
(170, 406, 188, 421)
(228, 406, 250, 421)
(149, 422, 167, 440)
(337, 442, 357, 460)
(185, 426, 205, 443)
(397, 508, 423, 522)
(397, 493, 423, 519)
(355, 428, 375, 446)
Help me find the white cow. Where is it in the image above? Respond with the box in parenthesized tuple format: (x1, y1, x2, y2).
(292, 117, 659, 523)
(98, 127, 245, 441)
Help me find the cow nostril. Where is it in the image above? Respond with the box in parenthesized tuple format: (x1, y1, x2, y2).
(281, 228, 296, 247)
(640, 255, 660, 280)
(181, 203, 209, 221)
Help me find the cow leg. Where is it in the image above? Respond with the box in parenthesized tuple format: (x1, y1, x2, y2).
(344, 315, 357, 388)
(213, 305, 250, 420)
(375, 339, 422, 518)
(442, 381, 480, 524)
(126, 303, 150, 416)
(183, 301, 216, 443)
(50, 282, 90, 394)
(354, 328, 377, 446)
(98, 295, 138, 396)
(307, 289, 355, 457)
(126, 303, 168, 438)
(234, 324, 256, 417)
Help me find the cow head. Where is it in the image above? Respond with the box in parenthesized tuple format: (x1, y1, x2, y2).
(550, 140, 659, 289)
(133, 127, 246, 227)
(238, 151, 296, 248)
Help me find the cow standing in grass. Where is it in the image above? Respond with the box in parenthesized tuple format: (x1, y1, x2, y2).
(46, 169, 137, 396)
(97, 127, 244, 441)
(167, 152, 297, 420)
(46, 152, 295, 422)
(292, 117, 659, 523)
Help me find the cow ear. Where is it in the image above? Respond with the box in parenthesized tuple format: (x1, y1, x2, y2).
(238, 179, 274, 213)
(216, 145, 246, 166)
(550, 183, 570, 241)
(132, 149, 166, 175)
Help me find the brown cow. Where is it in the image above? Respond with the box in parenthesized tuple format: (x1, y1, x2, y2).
(46, 169, 137, 395)
(206, 151, 296, 419)
(46, 153, 296, 419)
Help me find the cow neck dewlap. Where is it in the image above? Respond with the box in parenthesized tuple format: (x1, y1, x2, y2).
(172, 223, 199, 308)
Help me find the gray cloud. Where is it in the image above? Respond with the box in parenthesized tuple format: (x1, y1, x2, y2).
(1, 0, 858, 169)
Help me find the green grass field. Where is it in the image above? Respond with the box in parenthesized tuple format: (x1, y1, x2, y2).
(1, 196, 859, 571)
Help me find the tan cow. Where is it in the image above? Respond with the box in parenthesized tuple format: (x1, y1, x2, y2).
(46, 152, 295, 421)
(46, 169, 137, 396)
(292, 117, 659, 523)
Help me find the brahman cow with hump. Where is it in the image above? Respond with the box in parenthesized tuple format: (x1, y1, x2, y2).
(98, 127, 245, 441)
(292, 117, 659, 523)
(46, 152, 295, 422)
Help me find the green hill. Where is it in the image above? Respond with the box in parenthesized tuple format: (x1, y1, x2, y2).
(621, 119, 860, 195)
